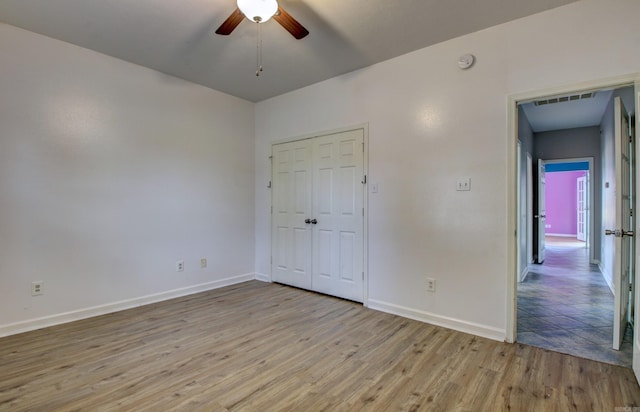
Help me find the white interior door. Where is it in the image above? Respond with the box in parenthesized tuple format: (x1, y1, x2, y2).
(271, 129, 365, 303)
(613, 96, 632, 350)
(527, 154, 533, 264)
(577, 176, 587, 242)
(633, 87, 640, 386)
(312, 130, 364, 302)
(537, 159, 546, 263)
(271, 139, 313, 290)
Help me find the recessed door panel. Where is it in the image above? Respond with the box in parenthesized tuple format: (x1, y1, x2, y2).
(340, 231, 355, 281)
(318, 229, 333, 278)
(340, 166, 356, 215)
(275, 226, 289, 270)
(318, 168, 333, 215)
(293, 227, 308, 272)
(277, 172, 289, 213)
(294, 171, 307, 214)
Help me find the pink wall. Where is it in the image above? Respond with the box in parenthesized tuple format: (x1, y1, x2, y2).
(545, 171, 587, 236)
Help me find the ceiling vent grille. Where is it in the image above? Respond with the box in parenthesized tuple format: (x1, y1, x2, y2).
(534, 92, 596, 106)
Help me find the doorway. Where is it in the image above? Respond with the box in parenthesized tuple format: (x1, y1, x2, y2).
(507, 76, 640, 376)
(520, 157, 632, 365)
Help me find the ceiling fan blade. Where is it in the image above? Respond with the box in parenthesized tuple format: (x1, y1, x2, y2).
(215, 8, 244, 35)
(273, 6, 309, 39)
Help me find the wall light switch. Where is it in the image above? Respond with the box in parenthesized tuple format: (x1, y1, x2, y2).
(371, 183, 379, 193)
(456, 178, 471, 191)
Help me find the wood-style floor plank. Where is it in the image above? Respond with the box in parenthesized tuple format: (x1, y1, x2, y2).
(1, 280, 639, 411)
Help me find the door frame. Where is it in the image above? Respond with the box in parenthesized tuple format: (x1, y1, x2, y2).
(269, 123, 370, 306)
(527, 153, 533, 266)
(538, 157, 595, 262)
(506, 74, 640, 346)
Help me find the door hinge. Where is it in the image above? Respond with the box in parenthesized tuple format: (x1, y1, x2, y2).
(362, 272, 364, 280)
(362, 208, 364, 217)
(362, 175, 367, 184)
(630, 284, 633, 292)
(267, 180, 272, 188)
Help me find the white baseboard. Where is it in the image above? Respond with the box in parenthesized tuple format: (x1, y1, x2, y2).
(255, 273, 271, 283)
(0, 273, 256, 338)
(598, 263, 615, 294)
(367, 299, 505, 342)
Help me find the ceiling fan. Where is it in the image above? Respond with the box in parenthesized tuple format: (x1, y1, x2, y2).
(215, 0, 309, 40)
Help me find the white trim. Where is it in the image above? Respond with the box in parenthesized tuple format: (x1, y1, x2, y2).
(269, 123, 370, 146)
(507, 72, 640, 344)
(519, 266, 530, 283)
(255, 273, 271, 282)
(368, 299, 505, 342)
(598, 262, 615, 294)
(0, 273, 255, 338)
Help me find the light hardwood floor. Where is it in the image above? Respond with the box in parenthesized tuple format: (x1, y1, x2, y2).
(1, 281, 639, 411)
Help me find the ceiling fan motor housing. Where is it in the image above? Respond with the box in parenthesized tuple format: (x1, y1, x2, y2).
(237, 0, 278, 23)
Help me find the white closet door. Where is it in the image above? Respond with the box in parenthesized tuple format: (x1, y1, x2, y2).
(311, 129, 364, 302)
(271, 139, 313, 290)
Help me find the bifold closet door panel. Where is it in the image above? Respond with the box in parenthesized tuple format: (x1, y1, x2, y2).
(312, 129, 364, 302)
(271, 139, 313, 290)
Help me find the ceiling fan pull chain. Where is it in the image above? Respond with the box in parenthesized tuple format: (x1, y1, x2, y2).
(256, 22, 263, 76)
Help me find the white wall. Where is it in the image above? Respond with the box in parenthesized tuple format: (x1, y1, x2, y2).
(518, 108, 534, 281)
(0, 25, 255, 335)
(254, 0, 640, 340)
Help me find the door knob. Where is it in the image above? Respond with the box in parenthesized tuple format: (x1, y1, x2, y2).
(305, 218, 311, 224)
(605, 229, 622, 237)
(623, 230, 634, 237)
(310, 219, 318, 224)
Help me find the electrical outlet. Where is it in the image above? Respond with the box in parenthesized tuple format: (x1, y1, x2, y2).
(426, 278, 436, 292)
(200, 258, 207, 268)
(456, 178, 471, 191)
(31, 281, 44, 296)
(176, 260, 184, 272)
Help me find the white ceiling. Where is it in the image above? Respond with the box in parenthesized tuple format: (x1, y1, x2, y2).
(521, 86, 636, 132)
(521, 90, 614, 133)
(0, 0, 578, 102)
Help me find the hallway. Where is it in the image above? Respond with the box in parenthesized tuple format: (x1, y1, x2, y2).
(517, 238, 633, 366)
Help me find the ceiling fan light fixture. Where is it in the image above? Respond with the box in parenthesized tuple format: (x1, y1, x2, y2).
(237, 0, 278, 23)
